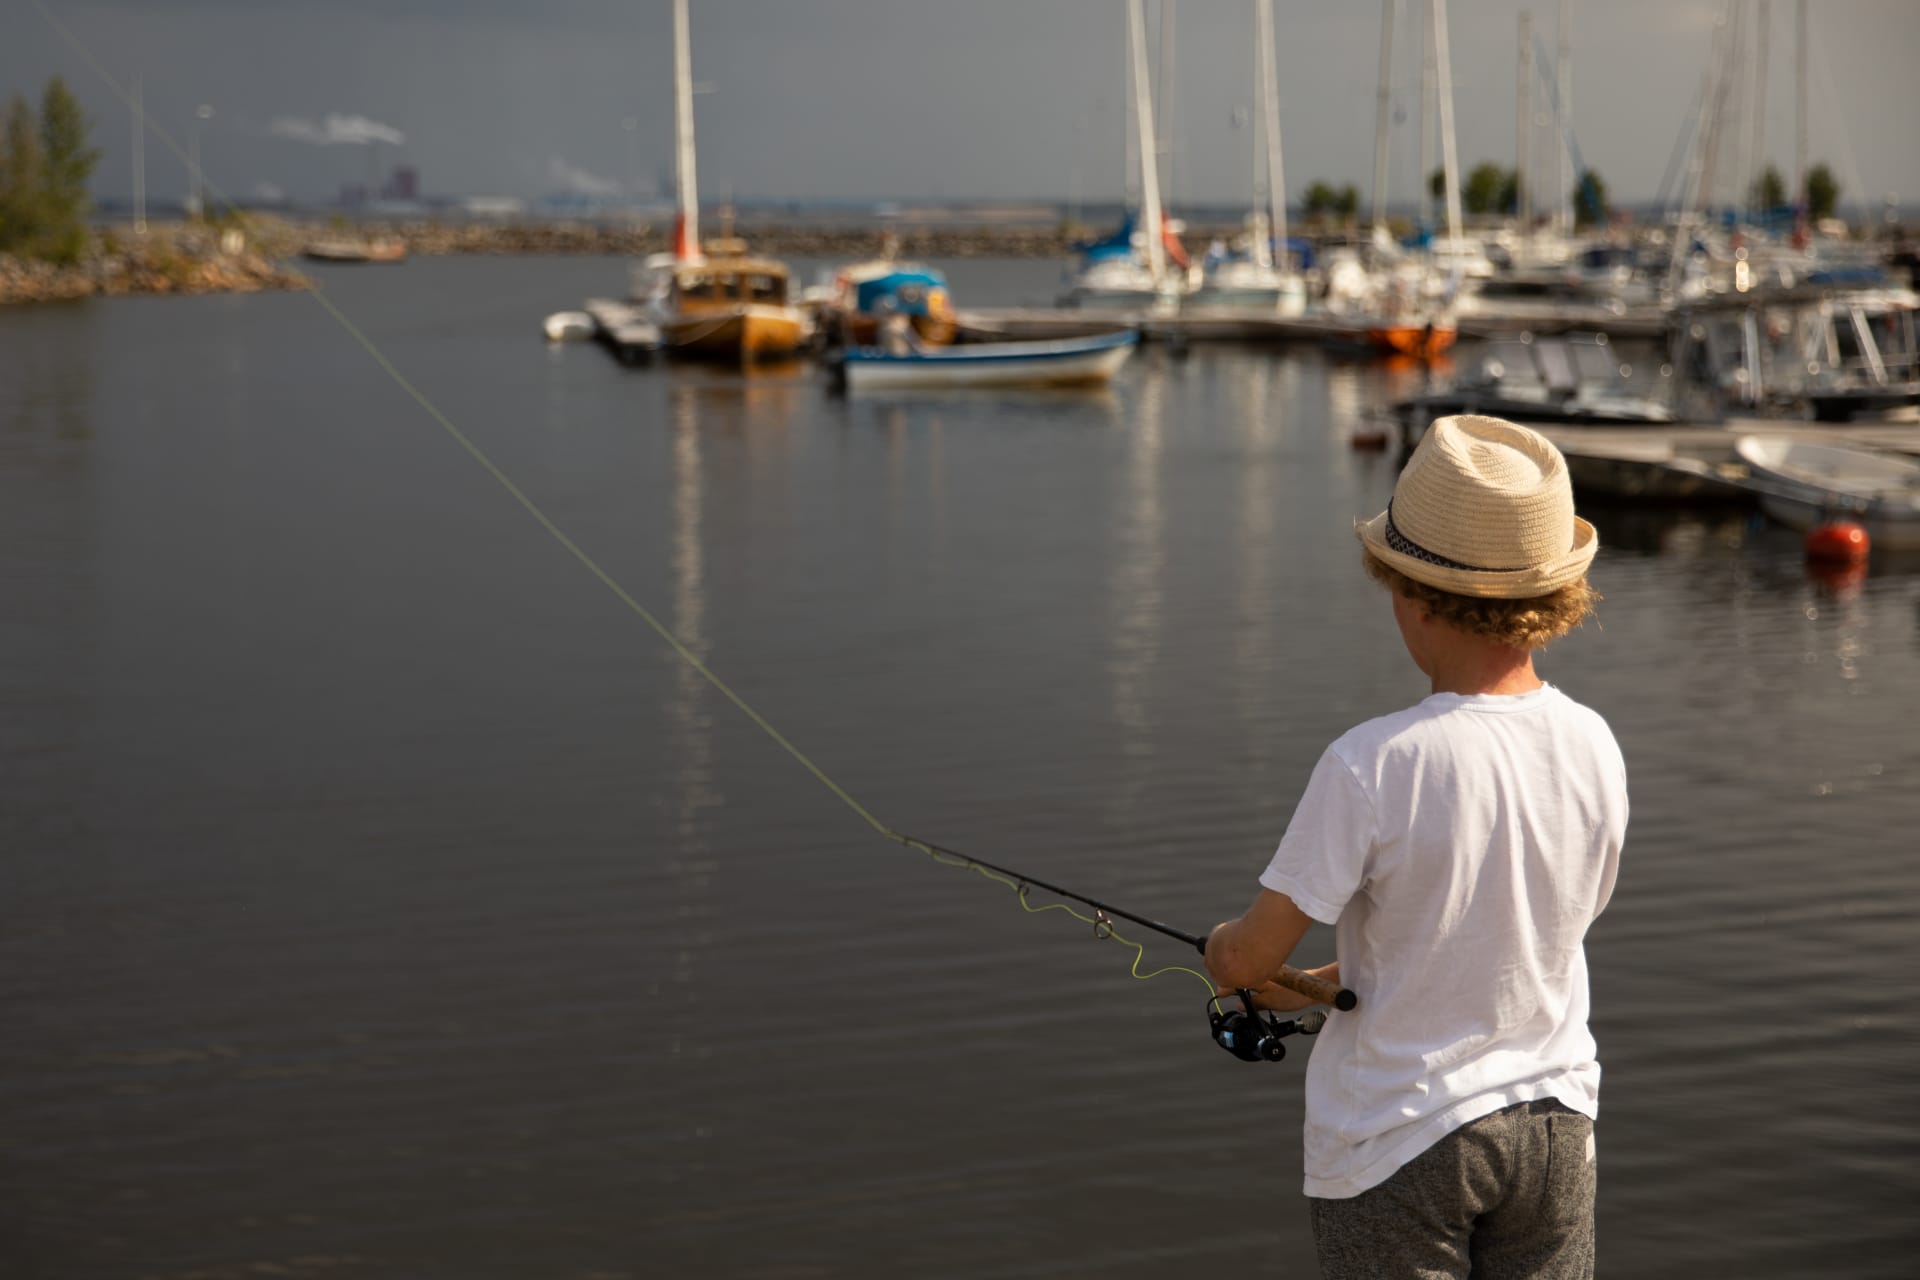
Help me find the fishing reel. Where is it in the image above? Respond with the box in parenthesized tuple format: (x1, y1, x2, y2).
(1209, 989, 1326, 1064)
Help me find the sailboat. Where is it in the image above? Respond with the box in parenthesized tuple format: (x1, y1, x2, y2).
(1063, 0, 1185, 310)
(642, 0, 807, 362)
(1191, 0, 1305, 314)
(1363, 0, 1461, 358)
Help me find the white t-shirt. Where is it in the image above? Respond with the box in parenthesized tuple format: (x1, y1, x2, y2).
(1260, 684, 1627, 1199)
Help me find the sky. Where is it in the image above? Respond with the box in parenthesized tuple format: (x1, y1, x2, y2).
(7, 0, 1919, 214)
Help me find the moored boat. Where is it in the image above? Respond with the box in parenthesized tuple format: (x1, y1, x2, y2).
(656, 241, 808, 362)
(1393, 333, 1675, 438)
(824, 261, 956, 347)
(1062, 1, 1187, 311)
(1365, 320, 1458, 359)
(834, 330, 1138, 391)
(302, 237, 407, 264)
(642, 0, 808, 364)
(1733, 435, 1920, 549)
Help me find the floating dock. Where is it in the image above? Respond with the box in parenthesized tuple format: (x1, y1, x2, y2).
(957, 306, 1375, 346)
(582, 298, 661, 363)
(958, 300, 1670, 346)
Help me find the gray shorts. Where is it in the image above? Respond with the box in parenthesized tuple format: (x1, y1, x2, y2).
(1308, 1098, 1596, 1280)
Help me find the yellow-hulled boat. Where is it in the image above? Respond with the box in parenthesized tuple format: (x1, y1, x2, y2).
(658, 239, 808, 362)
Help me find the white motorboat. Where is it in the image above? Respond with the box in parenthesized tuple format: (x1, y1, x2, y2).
(834, 330, 1138, 392)
(1734, 435, 1920, 550)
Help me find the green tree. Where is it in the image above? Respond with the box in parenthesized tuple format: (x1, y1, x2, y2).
(1335, 183, 1360, 222)
(1750, 164, 1787, 210)
(1303, 180, 1339, 222)
(1498, 170, 1522, 217)
(1463, 162, 1510, 216)
(1805, 163, 1840, 221)
(38, 76, 98, 263)
(1428, 168, 1446, 202)
(1572, 168, 1609, 228)
(0, 94, 45, 254)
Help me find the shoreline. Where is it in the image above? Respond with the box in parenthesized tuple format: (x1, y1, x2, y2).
(1, 224, 310, 305)
(12, 217, 1910, 306)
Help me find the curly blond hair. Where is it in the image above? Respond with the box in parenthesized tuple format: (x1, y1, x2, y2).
(1362, 551, 1598, 651)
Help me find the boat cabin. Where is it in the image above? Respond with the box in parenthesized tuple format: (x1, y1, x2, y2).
(671, 253, 792, 313)
(1671, 279, 1920, 420)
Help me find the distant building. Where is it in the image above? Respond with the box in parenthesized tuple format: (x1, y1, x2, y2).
(383, 166, 419, 202)
(339, 182, 370, 208)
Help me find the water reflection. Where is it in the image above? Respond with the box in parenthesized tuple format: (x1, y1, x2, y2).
(1233, 357, 1280, 774)
(666, 386, 721, 1000)
(1582, 500, 1756, 557)
(1107, 361, 1166, 781)
(0, 304, 95, 460)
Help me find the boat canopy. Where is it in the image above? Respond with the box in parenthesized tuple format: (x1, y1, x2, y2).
(853, 269, 948, 315)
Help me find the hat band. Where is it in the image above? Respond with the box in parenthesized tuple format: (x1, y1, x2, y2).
(1384, 500, 1524, 573)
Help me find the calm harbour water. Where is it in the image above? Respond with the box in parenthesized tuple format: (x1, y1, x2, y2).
(3, 255, 1917, 1278)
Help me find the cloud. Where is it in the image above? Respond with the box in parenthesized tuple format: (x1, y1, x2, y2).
(547, 155, 623, 197)
(268, 113, 406, 146)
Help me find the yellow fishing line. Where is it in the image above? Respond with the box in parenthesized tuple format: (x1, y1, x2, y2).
(33, 0, 1216, 1003)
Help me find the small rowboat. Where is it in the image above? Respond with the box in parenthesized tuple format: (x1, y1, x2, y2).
(1734, 435, 1920, 550)
(834, 330, 1138, 391)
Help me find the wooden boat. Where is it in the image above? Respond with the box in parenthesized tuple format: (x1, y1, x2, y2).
(834, 330, 1137, 391)
(302, 237, 407, 264)
(1734, 435, 1920, 549)
(657, 243, 807, 362)
(644, 0, 807, 364)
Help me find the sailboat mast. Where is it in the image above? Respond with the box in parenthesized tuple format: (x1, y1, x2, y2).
(1421, 1, 1436, 228)
(1257, 0, 1288, 269)
(1371, 0, 1399, 230)
(1156, 0, 1177, 213)
(1517, 10, 1532, 231)
(1794, 0, 1807, 210)
(672, 0, 700, 261)
(1750, 0, 1769, 215)
(1431, 0, 1463, 250)
(1128, 0, 1167, 284)
(1555, 0, 1571, 235)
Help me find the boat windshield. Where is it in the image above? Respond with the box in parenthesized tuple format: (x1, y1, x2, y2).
(1477, 335, 1622, 390)
(677, 272, 720, 301)
(743, 273, 786, 304)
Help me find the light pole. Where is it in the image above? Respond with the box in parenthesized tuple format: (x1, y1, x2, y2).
(188, 103, 213, 220)
(622, 114, 639, 221)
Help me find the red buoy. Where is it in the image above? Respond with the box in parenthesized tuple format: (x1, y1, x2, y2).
(1805, 521, 1870, 565)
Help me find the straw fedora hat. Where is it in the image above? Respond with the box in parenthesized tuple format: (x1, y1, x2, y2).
(1355, 415, 1597, 599)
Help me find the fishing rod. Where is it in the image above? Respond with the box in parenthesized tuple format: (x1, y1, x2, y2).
(916, 836, 1359, 1064)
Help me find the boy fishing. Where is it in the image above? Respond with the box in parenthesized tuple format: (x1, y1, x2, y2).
(1205, 415, 1628, 1279)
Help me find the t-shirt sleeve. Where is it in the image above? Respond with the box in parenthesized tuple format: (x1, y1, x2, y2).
(1259, 747, 1375, 926)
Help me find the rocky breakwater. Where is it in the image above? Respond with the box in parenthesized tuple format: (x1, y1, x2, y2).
(0, 227, 309, 305)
